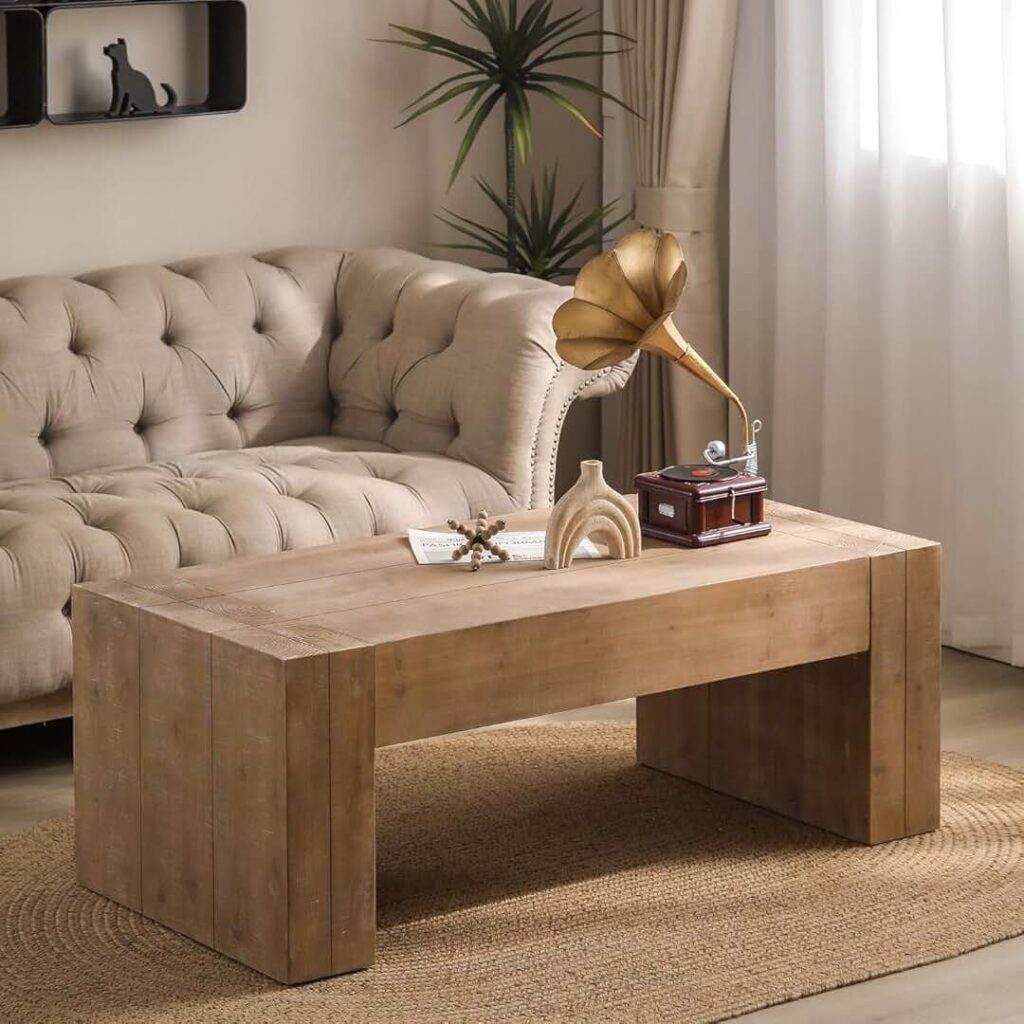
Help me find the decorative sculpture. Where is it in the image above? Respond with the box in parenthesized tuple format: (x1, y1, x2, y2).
(104, 39, 178, 117)
(448, 511, 510, 571)
(553, 228, 770, 548)
(544, 460, 641, 569)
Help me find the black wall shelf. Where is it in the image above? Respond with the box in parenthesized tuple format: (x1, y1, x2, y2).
(1, 7, 45, 128)
(0, 0, 245, 130)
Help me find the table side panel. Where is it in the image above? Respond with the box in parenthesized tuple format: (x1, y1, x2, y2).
(374, 559, 870, 747)
(636, 686, 710, 784)
(703, 654, 873, 840)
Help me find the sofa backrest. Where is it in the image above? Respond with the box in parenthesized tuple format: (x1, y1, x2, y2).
(0, 248, 342, 484)
(331, 248, 569, 505)
(0, 245, 613, 507)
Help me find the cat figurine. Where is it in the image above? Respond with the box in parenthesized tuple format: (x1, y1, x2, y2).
(103, 39, 178, 117)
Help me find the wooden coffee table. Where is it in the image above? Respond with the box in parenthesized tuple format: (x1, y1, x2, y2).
(73, 501, 940, 984)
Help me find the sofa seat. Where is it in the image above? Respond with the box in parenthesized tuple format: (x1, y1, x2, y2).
(0, 439, 517, 704)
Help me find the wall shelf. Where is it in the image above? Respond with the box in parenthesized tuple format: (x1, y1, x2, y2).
(0, 0, 245, 130)
(1, 7, 45, 129)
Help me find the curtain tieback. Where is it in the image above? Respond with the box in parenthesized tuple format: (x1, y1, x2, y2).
(635, 186, 717, 233)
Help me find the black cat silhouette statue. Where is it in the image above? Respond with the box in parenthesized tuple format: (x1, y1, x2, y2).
(103, 39, 178, 117)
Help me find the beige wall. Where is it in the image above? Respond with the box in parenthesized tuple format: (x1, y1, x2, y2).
(0, 1, 600, 281)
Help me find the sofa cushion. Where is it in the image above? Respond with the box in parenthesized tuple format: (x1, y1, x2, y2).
(0, 441, 515, 703)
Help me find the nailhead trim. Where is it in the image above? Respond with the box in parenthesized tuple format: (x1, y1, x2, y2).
(529, 364, 616, 508)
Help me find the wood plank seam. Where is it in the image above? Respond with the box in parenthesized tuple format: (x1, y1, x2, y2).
(773, 530, 901, 558)
(135, 603, 143, 913)
(868, 550, 908, 843)
(133, 548, 419, 599)
(768, 501, 933, 541)
(903, 552, 910, 837)
(325, 653, 334, 974)
(902, 545, 941, 836)
(208, 626, 216, 958)
(283, 656, 290, 980)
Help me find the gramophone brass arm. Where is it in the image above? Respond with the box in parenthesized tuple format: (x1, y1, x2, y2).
(703, 376, 752, 448)
(664, 351, 751, 447)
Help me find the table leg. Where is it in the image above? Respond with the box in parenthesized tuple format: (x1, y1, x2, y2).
(76, 593, 377, 986)
(636, 547, 941, 845)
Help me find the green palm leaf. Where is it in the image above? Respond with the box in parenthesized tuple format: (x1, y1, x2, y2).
(531, 72, 638, 114)
(378, 1, 636, 185)
(449, 88, 504, 187)
(396, 80, 486, 128)
(401, 69, 479, 111)
(439, 166, 634, 282)
(529, 85, 602, 136)
(377, 1, 639, 272)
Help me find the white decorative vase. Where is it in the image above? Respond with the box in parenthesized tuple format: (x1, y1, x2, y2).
(544, 459, 642, 569)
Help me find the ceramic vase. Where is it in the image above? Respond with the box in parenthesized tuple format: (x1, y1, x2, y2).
(544, 459, 641, 569)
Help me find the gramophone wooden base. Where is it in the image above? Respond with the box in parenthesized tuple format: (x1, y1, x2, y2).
(634, 469, 770, 548)
(640, 519, 772, 549)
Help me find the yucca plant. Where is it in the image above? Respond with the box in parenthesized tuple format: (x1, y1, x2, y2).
(437, 165, 633, 281)
(379, 0, 635, 274)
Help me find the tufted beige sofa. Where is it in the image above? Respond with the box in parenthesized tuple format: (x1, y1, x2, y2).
(0, 246, 632, 726)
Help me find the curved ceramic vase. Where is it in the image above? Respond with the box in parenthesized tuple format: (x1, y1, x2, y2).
(544, 460, 641, 569)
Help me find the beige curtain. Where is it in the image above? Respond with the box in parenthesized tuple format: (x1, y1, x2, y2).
(608, 0, 738, 487)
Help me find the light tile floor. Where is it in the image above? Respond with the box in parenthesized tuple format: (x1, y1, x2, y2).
(1, 649, 1022, 1022)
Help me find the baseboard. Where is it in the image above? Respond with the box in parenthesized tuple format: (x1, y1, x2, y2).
(0, 689, 72, 731)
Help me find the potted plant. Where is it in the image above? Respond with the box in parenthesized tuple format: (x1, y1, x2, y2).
(379, 0, 636, 281)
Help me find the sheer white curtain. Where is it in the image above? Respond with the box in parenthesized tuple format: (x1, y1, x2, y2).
(730, 0, 1024, 665)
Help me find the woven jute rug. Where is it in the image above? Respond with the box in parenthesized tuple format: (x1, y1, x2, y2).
(2, 723, 1023, 1024)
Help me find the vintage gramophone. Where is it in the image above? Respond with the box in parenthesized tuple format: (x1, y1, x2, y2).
(553, 228, 770, 548)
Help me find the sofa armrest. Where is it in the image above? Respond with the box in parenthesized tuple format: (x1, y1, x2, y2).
(332, 250, 636, 509)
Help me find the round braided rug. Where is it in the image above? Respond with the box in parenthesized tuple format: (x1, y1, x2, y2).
(2, 723, 1024, 1024)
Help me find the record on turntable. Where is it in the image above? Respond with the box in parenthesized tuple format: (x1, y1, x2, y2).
(660, 464, 739, 484)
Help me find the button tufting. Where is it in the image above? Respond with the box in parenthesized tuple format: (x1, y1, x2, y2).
(133, 422, 145, 435)
(253, 319, 264, 334)
(161, 332, 174, 346)
(227, 406, 239, 420)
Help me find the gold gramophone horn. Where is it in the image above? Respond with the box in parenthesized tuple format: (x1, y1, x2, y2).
(554, 228, 751, 445)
